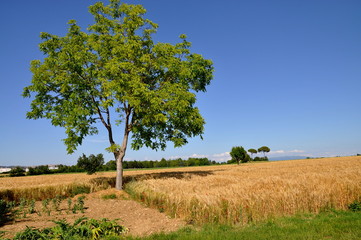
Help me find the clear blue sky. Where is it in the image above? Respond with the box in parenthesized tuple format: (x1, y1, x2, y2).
(0, 0, 360, 166)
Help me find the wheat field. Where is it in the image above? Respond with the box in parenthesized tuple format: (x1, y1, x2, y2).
(125, 156, 361, 224)
(0, 165, 228, 201)
(1, 156, 361, 225)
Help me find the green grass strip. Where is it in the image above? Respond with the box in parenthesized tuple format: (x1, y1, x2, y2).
(129, 210, 361, 240)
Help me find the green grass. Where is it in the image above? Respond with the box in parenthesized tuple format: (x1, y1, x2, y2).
(102, 193, 117, 200)
(128, 210, 361, 240)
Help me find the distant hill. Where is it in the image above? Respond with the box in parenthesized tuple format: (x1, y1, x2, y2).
(269, 156, 308, 161)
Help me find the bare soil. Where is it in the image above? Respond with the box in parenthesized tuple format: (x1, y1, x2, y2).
(0, 189, 185, 239)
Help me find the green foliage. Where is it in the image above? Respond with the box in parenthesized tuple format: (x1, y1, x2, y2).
(103, 160, 117, 171)
(42, 199, 51, 216)
(123, 157, 214, 169)
(102, 194, 117, 200)
(56, 164, 85, 173)
(24, 164, 86, 175)
(248, 148, 257, 159)
(0, 196, 76, 224)
(70, 185, 91, 196)
(348, 199, 361, 212)
(67, 198, 72, 214)
(9, 167, 26, 177)
(23, 0, 213, 189)
(28, 199, 36, 214)
(253, 156, 269, 161)
(258, 146, 271, 157)
(72, 196, 86, 213)
(230, 146, 249, 164)
(0, 199, 15, 226)
(248, 148, 257, 154)
(27, 165, 51, 176)
(51, 195, 62, 212)
(13, 226, 46, 240)
(13, 217, 128, 240)
(77, 154, 104, 175)
(226, 159, 237, 164)
(19, 199, 28, 218)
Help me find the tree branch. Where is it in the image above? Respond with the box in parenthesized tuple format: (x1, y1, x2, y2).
(75, 70, 116, 147)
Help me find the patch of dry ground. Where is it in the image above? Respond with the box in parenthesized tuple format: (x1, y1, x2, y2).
(0, 189, 185, 239)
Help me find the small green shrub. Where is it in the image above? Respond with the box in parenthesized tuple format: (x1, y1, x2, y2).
(28, 200, 36, 214)
(348, 200, 361, 212)
(72, 196, 86, 213)
(13, 217, 128, 240)
(66, 198, 72, 214)
(42, 199, 51, 216)
(0, 199, 15, 226)
(253, 156, 269, 161)
(51, 195, 62, 213)
(19, 199, 28, 218)
(13, 226, 46, 240)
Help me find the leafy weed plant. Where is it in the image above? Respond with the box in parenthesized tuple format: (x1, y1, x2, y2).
(41, 199, 51, 216)
(51, 195, 62, 214)
(0, 200, 15, 226)
(72, 196, 86, 214)
(12, 217, 128, 240)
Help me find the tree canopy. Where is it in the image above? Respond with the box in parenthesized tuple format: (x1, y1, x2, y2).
(248, 148, 257, 156)
(23, 0, 213, 189)
(258, 146, 271, 157)
(77, 153, 105, 175)
(230, 146, 249, 164)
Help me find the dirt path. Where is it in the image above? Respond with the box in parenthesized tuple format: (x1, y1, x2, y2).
(0, 189, 185, 239)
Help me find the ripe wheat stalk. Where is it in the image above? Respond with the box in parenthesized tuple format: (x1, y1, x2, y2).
(126, 156, 361, 224)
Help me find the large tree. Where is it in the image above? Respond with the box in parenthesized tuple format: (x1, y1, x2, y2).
(23, 0, 213, 190)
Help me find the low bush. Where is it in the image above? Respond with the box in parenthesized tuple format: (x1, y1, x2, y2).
(253, 157, 268, 161)
(0, 199, 15, 226)
(12, 217, 128, 240)
(9, 167, 25, 177)
(348, 199, 361, 212)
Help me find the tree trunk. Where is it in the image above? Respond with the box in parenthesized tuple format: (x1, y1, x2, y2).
(115, 128, 130, 190)
(115, 151, 125, 190)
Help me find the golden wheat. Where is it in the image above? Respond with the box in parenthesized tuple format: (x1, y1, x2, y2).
(0, 166, 226, 201)
(126, 156, 361, 225)
(2, 157, 361, 224)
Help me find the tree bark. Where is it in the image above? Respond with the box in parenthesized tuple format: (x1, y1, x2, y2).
(115, 134, 130, 189)
(115, 151, 124, 190)
(115, 116, 131, 190)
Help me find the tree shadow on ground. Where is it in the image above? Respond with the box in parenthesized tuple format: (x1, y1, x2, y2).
(123, 170, 214, 184)
(91, 170, 215, 188)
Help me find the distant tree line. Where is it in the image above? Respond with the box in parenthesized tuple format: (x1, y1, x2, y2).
(124, 157, 217, 169)
(9, 146, 272, 177)
(8, 154, 220, 177)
